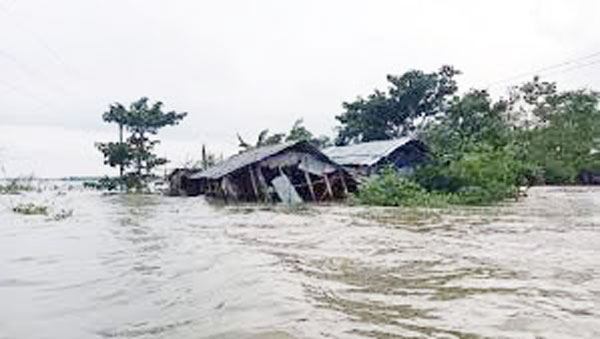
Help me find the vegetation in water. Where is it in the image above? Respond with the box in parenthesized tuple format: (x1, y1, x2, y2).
(82, 66, 600, 205)
(84, 176, 130, 192)
(52, 209, 74, 221)
(0, 177, 36, 195)
(11, 202, 73, 220)
(12, 203, 49, 215)
(357, 168, 450, 207)
(338, 67, 600, 206)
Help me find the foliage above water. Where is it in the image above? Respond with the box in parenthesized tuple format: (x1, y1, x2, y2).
(343, 67, 600, 206)
(357, 168, 450, 207)
(0, 177, 36, 195)
(51, 209, 74, 221)
(12, 203, 48, 215)
(335, 65, 460, 145)
(237, 118, 332, 152)
(95, 97, 187, 192)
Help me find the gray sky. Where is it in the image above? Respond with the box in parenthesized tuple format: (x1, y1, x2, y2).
(1, 0, 599, 177)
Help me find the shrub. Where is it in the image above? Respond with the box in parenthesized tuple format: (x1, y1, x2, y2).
(0, 177, 35, 194)
(357, 168, 449, 207)
(541, 158, 577, 185)
(12, 203, 49, 215)
(416, 146, 518, 205)
(52, 209, 74, 221)
(84, 176, 125, 191)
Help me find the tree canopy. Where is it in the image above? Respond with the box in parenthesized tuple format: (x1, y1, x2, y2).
(237, 119, 331, 152)
(335, 65, 460, 145)
(96, 97, 187, 191)
(358, 67, 600, 206)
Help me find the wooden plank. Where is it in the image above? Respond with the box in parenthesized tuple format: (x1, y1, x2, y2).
(256, 165, 270, 203)
(248, 165, 259, 199)
(323, 174, 333, 199)
(339, 170, 349, 195)
(304, 171, 316, 202)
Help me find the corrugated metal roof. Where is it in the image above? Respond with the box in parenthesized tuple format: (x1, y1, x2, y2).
(322, 138, 414, 167)
(190, 140, 314, 180)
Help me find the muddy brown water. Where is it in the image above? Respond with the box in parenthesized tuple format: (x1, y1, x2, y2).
(0, 186, 599, 338)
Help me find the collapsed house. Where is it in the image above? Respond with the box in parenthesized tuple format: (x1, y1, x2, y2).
(187, 140, 356, 203)
(322, 138, 428, 178)
(166, 168, 202, 196)
(578, 169, 600, 185)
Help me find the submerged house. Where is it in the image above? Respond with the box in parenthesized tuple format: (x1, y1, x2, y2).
(322, 138, 428, 178)
(187, 140, 356, 203)
(166, 168, 202, 196)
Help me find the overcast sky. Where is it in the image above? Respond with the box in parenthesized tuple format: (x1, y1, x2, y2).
(1, 0, 599, 177)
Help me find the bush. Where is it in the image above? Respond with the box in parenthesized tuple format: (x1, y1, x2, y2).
(541, 158, 577, 185)
(357, 168, 449, 207)
(0, 177, 35, 194)
(416, 146, 518, 205)
(12, 203, 49, 215)
(85, 176, 126, 191)
(52, 209, 74, 221)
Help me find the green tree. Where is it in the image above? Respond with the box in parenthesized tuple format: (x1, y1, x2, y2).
(101, 103, 129, 183)
(286, 119, 313, 142)
(237, 130, 285, 152)
(335, 65, 460, 145)
(417, 89, 521, 200)
(527, 90, 600, 183)
(285, 119, 332, 148)
(423, 89, 512, 157)
(237, 119, 332, 152)
(507, 76, 558, 128)
(96, 97, 187, 191)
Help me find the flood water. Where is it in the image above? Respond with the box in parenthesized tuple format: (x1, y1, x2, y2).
(1, 186, 599, 339)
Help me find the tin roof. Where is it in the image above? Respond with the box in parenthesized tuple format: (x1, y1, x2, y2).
(322, 138, 416, 167)
(190, 140, 335, 180)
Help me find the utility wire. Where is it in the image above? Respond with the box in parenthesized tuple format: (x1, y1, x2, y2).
(543, 58, 600, 78)
(0, 3, 78, 77)
(0, 4, 92, 111)
(485, 50, 600, 88)
(0, 77, 61, 112)
(0, 49, 73, 97)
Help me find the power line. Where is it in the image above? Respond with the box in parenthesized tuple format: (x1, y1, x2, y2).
(0, 3, 78, 77)
(485, 50, 600, 88)
(0, 74, 62, 110)
(543, 58, 600, 78)
(0, 49, 73, 97)
(0, 4, 93, 112)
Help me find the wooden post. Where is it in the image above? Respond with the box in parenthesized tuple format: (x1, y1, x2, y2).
(323, 174, 333, 199)
(219, 179, 227, 202)
(304, 171, 316, 202)
(249, 165, 259, 200)
(256, 165, 270, 203)
(338, 170, 348, 196)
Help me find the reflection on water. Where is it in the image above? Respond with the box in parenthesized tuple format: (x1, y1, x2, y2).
(1, 186, 600, 338)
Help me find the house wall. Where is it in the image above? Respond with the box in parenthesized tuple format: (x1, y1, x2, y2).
(195, 150, 356, 203)
(376, 141, 428, 171)
(167, 169, 203, 196)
